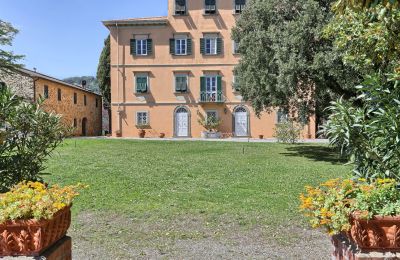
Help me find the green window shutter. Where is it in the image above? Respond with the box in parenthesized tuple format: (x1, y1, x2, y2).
(187, 38, 192, 55)
(180, 77, 187, 92)
(200, 38, 205, 54)
(147, 39, 153, 55)
(217, 38, 223, 54)
(170, 39, 175, 55)
(217, 76, 222, 92)
(200, 76, 206, 92)
(175, 77, 181, 92)
(130, 39, 136, 55)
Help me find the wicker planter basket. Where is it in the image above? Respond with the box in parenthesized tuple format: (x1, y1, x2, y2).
(349, 212, 400, 251)
(0, 206, 71, 256)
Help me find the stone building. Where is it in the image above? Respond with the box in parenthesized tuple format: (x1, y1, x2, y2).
(103, 0, 316, 139)
(0, 68, 103, 136)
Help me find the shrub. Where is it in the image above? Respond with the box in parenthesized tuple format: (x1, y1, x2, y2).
(323, 76, 400, 181)
(300, 178, 400, 235)
(198, 115, 221, 132)
(0, 86, 67, 193)
(0, 181, 85, 223)
(274, 120, 303, 144)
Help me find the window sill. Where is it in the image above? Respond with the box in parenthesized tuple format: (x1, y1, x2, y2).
(134, 92, 149, 95)
(173, 14, 189, 17)
(174, 91, 189, 94)
(203, 12, 218, 16)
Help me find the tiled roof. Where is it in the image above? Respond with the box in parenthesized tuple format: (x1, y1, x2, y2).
(102, 16, 168, 27)
(19, 68, 102, 96)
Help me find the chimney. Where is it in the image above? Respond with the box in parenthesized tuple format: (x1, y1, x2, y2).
(33, 67, 37, 72)
(81, 80, 87, 89)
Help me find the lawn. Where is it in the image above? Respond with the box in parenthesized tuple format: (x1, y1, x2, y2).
(45, 139, 350, 259)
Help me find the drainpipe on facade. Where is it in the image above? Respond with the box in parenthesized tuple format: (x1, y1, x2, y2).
(116, 22, 123, 137)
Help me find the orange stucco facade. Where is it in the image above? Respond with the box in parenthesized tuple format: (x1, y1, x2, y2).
(104, 0, 316, 138)
(35, 78, 102, 136)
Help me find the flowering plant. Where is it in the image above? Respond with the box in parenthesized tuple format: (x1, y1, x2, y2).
(0, 181, 86, 223)
(300, 178, 400, 235)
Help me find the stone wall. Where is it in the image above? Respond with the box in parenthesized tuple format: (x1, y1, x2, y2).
(0, 71, 34, 101)
(35, 78, 102, 136)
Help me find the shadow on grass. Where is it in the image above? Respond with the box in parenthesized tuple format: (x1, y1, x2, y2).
(281, 145, 348, 165)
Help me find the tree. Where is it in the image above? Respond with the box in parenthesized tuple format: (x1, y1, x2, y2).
(0, 86, 67, 192)
(97, 35, 111, 133)
(0, 19, 24, 73)
(231, 0, 362, 121)
(323, 1, 400, 181)
(325, 2, 400, 79)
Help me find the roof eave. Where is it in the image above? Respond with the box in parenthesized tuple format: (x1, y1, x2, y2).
(102, 20, 168, 28)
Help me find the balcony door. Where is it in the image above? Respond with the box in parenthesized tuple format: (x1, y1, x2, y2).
(206, 76, 217, 102)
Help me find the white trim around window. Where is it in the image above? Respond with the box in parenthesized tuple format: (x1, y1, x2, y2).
(206, 110, 218, 120)
(204, 37, 217, 55)
(136, 111, 149, 126)
(174, 73, 189, 93)
(134, 72, 149, 93)
(175, 36, 188, 55)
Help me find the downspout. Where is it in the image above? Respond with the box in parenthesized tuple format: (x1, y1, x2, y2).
(116, 22, 122, 137)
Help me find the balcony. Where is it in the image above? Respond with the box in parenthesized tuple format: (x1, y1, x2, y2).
(199, 91, 225, 103)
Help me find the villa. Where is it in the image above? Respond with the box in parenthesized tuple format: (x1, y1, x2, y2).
(103, 0, 316, 138)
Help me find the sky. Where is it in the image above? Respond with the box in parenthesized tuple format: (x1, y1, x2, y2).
(0, 0, 167, 79)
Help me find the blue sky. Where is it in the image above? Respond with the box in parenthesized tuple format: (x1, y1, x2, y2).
(0, 0, 167, 79)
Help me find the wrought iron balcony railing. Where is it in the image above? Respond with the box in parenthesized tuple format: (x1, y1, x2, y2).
(199, 91, 225, 103)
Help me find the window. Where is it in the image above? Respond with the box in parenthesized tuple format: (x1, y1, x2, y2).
(205, 0, 216, 14)
(235, 0, 246, 14)
(136, 112, 149, 126)
(136, 39, 148, 56)
(233, 41, 240, 54)
(57, 89, 62, 101)
(131, 38, 152, 56)
(73, 118, 77, 128)
(175, 38, 187, 55)
(200, 75, 223, 102)
(277, 109, 289, 123)
(135, 74, 149, 93)
(74, 93, 77, 104)
(205, 38, 217, 55)
(175, 75, 188, 92)
(84, 95, 87, 106)
(43, 85, 49, 99)
(170, 37, 192, 55)
(206, 110, 218, 120)
(201, 36, 222, 55)
(175, 0, 186, 15)
(232, 75, 240, 92)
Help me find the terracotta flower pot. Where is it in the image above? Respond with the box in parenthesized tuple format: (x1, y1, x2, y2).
(138, 129, 146, 138)
(159, 133, 165, 138)
(259, 135, 264, 139)
(0, 206, 71, 257)
(348, 212, 400, 250)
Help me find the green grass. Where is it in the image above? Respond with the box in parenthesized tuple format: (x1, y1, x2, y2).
(45, 139, 350, 228)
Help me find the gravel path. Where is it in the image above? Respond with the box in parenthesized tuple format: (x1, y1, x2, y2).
(69, 212, 332, 260)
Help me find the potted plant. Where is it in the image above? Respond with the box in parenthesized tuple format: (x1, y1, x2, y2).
(159, 133, 165, 138)
(0, 181, 85, 256)
(258, 134, 264, 139)
(300, 178, 400, 251)
(198, 114, 222, 139)
(137, 124, 148, 138)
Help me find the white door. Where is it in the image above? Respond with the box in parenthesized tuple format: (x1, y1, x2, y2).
(176, 109, 189, 137)
(235, 111, 248, 137)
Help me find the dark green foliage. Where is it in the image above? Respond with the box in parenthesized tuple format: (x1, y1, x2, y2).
(63, 76, 99, 93)
(324, 76, 400, 181)
(0, 86, 66, 192)
(96, 35, 111, 132)
(0, 19, 24, 73)
(232, 0, 361, 118)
